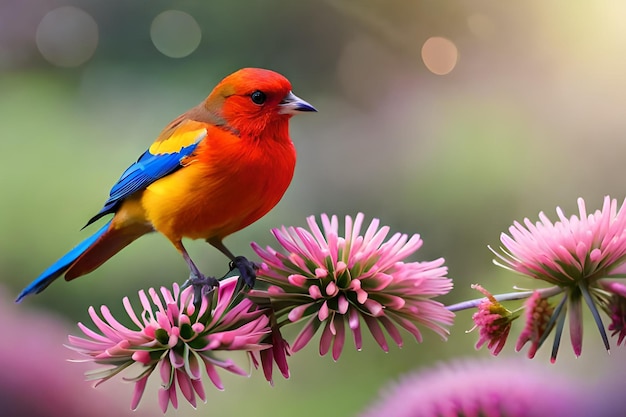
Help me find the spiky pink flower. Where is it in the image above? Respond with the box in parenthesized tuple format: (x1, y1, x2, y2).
(250, 213, 454, 361)
(491, 196, 626, 360)
(358, 359, 585, 417)
(67, 277, 271, 412)
(470, 284, 514, 355)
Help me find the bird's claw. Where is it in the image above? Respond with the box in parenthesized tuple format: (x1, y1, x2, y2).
(229, 256, 258, 288)
(182, 274, 219, 305)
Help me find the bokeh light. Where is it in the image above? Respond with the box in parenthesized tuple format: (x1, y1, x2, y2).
(36, 6, 98, 67)
(150, 10, 202, 58)
(421, 36, 458, 75)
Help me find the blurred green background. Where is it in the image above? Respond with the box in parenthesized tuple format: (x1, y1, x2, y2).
(3, 0, 626, 415)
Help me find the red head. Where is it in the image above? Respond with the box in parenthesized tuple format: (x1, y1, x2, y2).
(203, 68, 316, 138)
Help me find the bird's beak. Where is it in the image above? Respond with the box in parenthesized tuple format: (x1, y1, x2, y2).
(279, 91, 317, 114)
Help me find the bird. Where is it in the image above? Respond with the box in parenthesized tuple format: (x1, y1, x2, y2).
(16, 67, 316, 302)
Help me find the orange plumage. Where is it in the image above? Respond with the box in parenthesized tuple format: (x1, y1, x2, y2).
(17, 68, 316, 301)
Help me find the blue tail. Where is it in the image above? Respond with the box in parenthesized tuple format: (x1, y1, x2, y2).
(16, 220, 112, 302)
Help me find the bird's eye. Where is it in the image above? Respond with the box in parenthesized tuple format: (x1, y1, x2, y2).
(250, 90, 266, 105)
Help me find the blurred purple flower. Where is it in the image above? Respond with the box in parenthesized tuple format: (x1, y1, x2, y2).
(358, 358, 585, 417)
(0, 286, 157, 417)
(490, 196, 626, 360)
(250, 213, 454, 361)
(67, 277, 271, 412)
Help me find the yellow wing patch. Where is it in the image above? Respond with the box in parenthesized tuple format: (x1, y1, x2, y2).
(149, 120, 207, 155)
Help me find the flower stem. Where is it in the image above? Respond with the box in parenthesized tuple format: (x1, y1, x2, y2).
(446, 286, 563, 312)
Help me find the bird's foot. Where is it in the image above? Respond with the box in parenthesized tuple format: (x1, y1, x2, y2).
(182, 274, 219, 305)
(229, 256, 259, 289)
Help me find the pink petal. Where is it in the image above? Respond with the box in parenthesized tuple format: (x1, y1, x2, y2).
(169, 346, 184, 369)
(350, 309, 363, 351)
(260, 348, 275, 383)
(185, 350, 202, 380)
(288, 274, 308, 286)
(569, 296, 583, 357)
(326, 281, 338, 297)
(203, 359, 224, 390)
(363, 316, 389, 352)
(332, 318, 346, 360)
(176, 370, 196, 408)
(319, 320, 334, 356)
(192, 378, 206, 403)
(122, 296, 144, 329)
(160, 357, 174, 388)
(309, 285, 323, 299)
(337, 295, 349, 314)
(158, 388, 170, 413)
(292, 317, 321, 352)
(379, 316, 404, 348)
(318, 301, 329, 321)
(132, 350, 152, 365)
(363, 299, 384, 316)
(288, 304, 310, 322)
(315, 268, 328, 278)
(130, 376, 149, 410)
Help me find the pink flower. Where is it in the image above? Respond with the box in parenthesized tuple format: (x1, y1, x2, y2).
(491, 196, 626, 360)
(358, 358, 585, 417)
(67, 277, 271, 412)
(250, 213, 454, 361)
(470, 284, 514, 355)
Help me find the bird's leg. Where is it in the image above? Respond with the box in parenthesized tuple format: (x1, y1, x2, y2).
(207, 237, 258, 288)
(229, 256, 258, 288)
(177, 241, 219, 304)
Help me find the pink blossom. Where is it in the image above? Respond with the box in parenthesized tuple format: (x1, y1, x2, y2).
(470, 284, 514, 355)
(250, 213, 454, 361)
(67, 277, 271, 412)
(490, 196, 626, 360)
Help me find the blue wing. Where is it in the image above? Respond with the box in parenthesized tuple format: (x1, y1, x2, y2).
(85, 127, 207, 226)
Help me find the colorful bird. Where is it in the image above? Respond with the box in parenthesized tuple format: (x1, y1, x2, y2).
(17, 68, 316, 302)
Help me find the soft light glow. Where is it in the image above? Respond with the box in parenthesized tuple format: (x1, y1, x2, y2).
(150, 10, 201, 58)
(421, 36, 458, 75)
(467, 13, 496, 39)
(36, 6, 98, 67)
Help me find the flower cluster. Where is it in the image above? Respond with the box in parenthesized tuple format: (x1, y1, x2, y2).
(464, 196, 626, 361)
(62, 197, 626, 412)
(66, 213, 454, 411)
(250, 213, 455, 360)
(67, 277, 270, 412)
